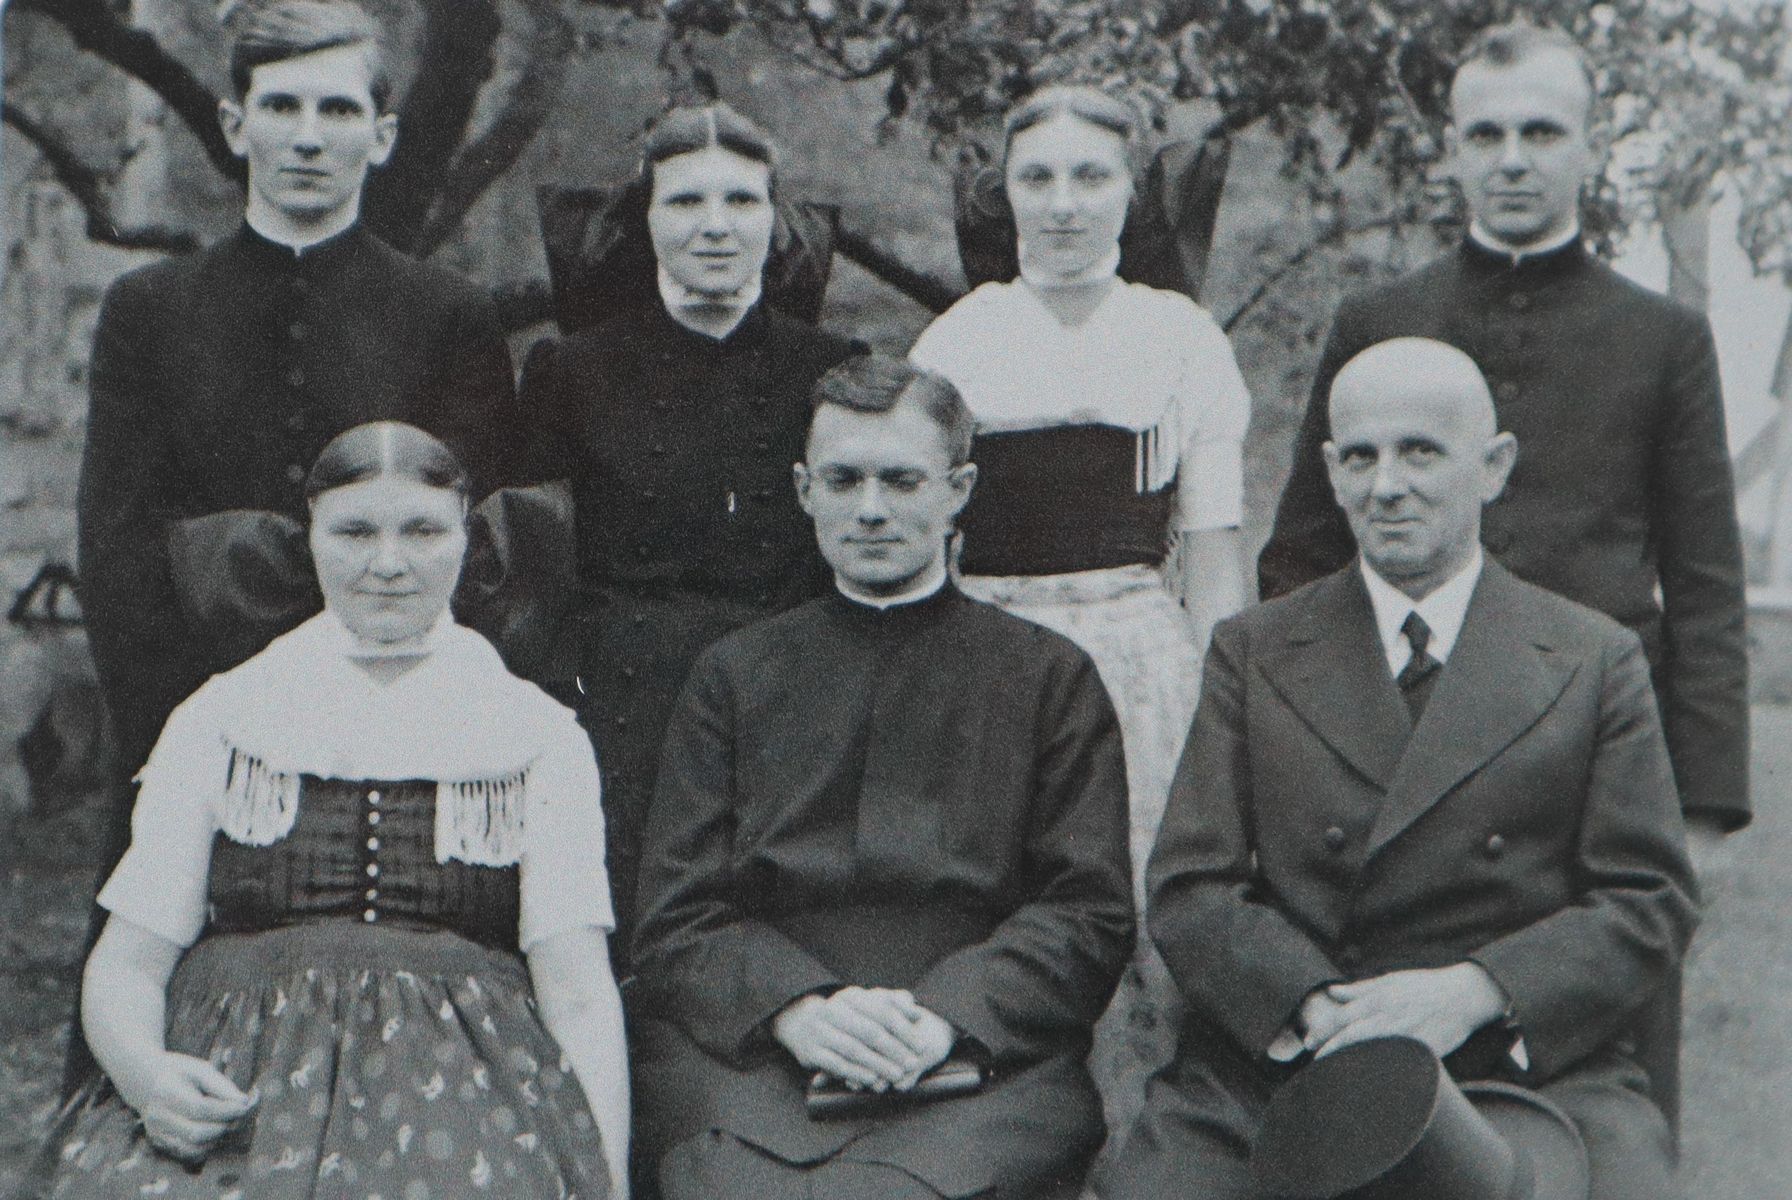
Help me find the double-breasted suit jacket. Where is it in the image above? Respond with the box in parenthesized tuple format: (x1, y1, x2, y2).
(1105, 560, 1698, 1200)
(1257, 239, 1748, 828)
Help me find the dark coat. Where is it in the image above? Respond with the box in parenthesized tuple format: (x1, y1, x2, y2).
(518, 302, 860, 939)
(631, 586, 1135, 1199)
(1105, 561, 1697, 1200)
(1257, 238, 1749, 828)
(77, 224, 518, 777)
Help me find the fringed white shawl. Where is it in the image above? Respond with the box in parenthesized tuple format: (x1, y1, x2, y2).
(137, 610, 582, 867)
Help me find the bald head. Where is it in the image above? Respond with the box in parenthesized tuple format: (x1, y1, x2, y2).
(1329, 338, 1497, 440)
(1322, 338, 1517, 600)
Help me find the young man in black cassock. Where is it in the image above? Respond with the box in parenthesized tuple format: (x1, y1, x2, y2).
(70, 0, 517, 1090)
(631, 355, 1135, 1200)
(78, 0, 519, 788)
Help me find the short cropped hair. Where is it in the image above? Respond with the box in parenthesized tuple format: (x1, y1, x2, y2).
(1002, 84, 1141, 169)
(305, 421, 470, 506)
(639, 102, 781, 198)
(810, 355, 975, 468)
(224, 0, 393, 113)
(1454, 21, 1596, 113)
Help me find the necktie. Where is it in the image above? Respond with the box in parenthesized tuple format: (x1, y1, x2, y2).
(1397, 612, 1442, 721)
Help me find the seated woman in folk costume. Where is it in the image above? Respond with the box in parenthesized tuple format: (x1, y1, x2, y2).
(28, 422, 628, 1200)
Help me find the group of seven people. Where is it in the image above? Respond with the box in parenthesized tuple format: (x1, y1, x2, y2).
(29, 2, 1745, 1199)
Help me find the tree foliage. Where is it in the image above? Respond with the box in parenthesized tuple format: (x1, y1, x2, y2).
(675, 0, 1792, 277)
(5, 0, 1791, 325)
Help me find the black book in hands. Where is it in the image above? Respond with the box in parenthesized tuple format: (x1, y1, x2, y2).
(804, 1056, 987, 1121)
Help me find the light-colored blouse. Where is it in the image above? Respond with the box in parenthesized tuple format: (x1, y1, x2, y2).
(98, 611, 614, 952)
(911, 279, 1251, 532)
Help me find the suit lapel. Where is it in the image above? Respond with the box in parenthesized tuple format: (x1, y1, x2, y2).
(1258, 570, 1411, 789)
(1366, 562, 1581, 857)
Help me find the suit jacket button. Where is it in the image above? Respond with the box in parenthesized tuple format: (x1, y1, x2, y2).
(1485, 833, 1507, 858)
(1324, 826, 1346, 852)
(1509, 292, 1530, 311)
(285, 463, 305, 484)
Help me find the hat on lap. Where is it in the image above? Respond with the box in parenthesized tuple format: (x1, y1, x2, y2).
(1249, 1037, 1589, 1200)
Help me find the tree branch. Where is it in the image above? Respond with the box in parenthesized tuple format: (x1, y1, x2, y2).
(363, 0, 503, 251)
(413, 0, 575, 256)
(14, 0, 239, 180)
(833, 226, 962, 314)
(3, 106, 200, 254)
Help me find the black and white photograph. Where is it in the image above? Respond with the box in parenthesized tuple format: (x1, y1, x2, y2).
(0, 0, 1787, 1196)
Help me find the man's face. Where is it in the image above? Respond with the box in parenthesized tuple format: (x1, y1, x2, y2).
(796, 401, 974, 596)
(220, 42, 396, 228)
(1324, 385, 1511, 599)
(1448, 48, 1595, 247)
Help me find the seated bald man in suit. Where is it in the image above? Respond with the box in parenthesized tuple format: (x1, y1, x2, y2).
(1103, 338, 1698, 1200)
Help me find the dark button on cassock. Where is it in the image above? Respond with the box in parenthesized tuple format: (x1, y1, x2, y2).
(284, 463, 305, 484)
(1509, 292, 1530, 311)
(286, 366, 305, 388)
(289, 321, 309, 340)
(1495, 381, 1520, 402)
(1485, 833, 1507, 859)
(1323, 826, 1347, 852)
(285, 413, 305, 431)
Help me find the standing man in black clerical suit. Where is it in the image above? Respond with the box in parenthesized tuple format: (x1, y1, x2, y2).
(72, 0, 518, 1089)
(1259, 21, 1749, 844)
(79, 0, 518, 802)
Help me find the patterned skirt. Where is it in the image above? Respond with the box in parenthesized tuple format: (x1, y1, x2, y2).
(32, 922, 610, 1200)
(959, 563, 1202, 1153)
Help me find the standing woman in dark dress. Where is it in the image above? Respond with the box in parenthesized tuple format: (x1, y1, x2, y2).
(520, 104, 861, 945)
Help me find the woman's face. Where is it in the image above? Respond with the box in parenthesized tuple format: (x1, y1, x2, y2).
(1005, 112, 1132, 279)
(648, 145, 776, 298)
(309, 475, 467, 646)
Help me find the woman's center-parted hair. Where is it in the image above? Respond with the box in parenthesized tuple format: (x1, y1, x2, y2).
(1001, 84, 1143, 173)
(639, 102, 782, 199)
(304, 421, 471, 507)
(222, 0, 394, 112)
(809, 355, 975, 469)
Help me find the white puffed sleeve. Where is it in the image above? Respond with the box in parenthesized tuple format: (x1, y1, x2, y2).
(518, 723, 615, 952)
(95, 697, 221, 948)
(1172, 304, 1252, 532)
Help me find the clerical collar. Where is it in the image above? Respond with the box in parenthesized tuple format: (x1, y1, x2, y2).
(1467, 220, 1582, 266)
(245, 203, 362, 257)
(1018, 243, 1121, 290)
(1358, 547, 1483, 676)
(657, 266, 763, 339)
(835, 560, 949, 610)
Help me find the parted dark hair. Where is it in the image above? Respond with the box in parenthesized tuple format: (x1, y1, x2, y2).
(1002, 84, 1141, 167)
(1455, 20, 1596, 106)
(224, 0, 393, 112)
(639, 102, 781, 197)
(809, 355, 975, 468)
(304, 421, 470, 505)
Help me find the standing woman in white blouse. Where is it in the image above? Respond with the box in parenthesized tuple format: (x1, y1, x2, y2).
(910, 83, 1252, 1125)
(30, 423, 628, 1200)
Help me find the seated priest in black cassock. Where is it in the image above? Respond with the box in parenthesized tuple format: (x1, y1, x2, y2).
(630, 353, 1136, 1200)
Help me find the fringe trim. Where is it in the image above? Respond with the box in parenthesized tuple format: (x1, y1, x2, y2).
(434, 770, 528, 867)
(1135, 422, 1174, 494)
(220, 748, 302, 846)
